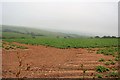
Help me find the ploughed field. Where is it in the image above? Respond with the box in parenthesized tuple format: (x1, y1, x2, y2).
(2, 38, 120, 78)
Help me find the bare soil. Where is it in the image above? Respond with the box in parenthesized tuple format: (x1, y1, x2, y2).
(2, 42, 118, 78)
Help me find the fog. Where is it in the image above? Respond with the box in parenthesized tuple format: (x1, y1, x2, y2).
(1, 0, 118, 36)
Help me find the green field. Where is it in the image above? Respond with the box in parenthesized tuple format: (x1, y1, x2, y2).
(2, 25, 119, 48)
(4, 38, 118, 48)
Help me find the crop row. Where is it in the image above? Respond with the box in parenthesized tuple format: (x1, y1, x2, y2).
(3, 38, 118, 48)
(2, 42, 28, 50)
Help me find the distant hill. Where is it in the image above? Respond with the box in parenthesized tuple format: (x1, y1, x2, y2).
(1, 25, 88, 39)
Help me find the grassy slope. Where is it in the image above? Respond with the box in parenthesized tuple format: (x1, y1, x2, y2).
(2, 25, 119, 48)
(2, 25, 83, 38)
(2, 32, 32, 38)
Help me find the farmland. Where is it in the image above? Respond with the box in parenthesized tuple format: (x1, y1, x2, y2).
(1, 1, 119, 79)
(4, 38, 118, 48)
(2, 26, 120, 79)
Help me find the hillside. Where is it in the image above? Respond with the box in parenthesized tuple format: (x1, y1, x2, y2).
(2, 25, 86, 39)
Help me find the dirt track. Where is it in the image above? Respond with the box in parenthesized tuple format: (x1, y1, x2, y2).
(2, 43, 118, 78)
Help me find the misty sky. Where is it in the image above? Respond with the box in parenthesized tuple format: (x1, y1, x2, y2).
(1, 0, 118, 36)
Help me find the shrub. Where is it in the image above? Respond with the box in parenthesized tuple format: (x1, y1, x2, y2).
(96, 48, 115, 56)
(16, 46, 28, 49)
(96, 66, 110, 73)
(104, 61, 110, 65)
(115, 56, 120, 61)
(96, 74, 103, 78)
(112, 68, 117, 71)
(110, 61, 116, 65)
(108, 59, 112, 61)
(107, 72, 119, 77)
(99, 58, 105, 62)
(5, 46, 10, 50)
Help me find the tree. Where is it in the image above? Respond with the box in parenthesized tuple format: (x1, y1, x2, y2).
(95, 36, 100, 38)
(112, 36, 116, 38)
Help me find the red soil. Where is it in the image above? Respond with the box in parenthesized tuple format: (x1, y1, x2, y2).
(2, 42, 118, 78)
